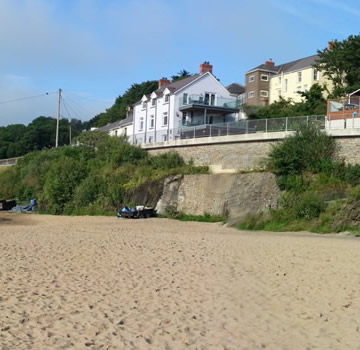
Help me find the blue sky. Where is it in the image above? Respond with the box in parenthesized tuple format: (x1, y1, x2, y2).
(0, 0, 359, 126)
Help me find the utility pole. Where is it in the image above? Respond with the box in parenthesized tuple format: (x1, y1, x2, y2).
(55, 88, 62, 148)
(69, 118, 72, 145)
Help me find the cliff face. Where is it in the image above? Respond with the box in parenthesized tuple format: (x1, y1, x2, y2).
(156, 173, 281, 220)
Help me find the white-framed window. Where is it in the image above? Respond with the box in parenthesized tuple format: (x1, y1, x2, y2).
(139, 117, 144, 130)
(297, 71, 302, 82)
(164, 94, 169, 103)
(260, 90, 269, 97)
(163, 112, 168, 126)
(162, 134, 168, 142)
(248, 91, 255, 98)
(142, 101, 147, 109)
(182, 93, 188, 105)
(285, 79, 288, 92)
(149, 115, 154, 129)
(249, 75, 255, 82)
(182, 112, 187, 125)
(261, 74, 269, 81)
(313, 69, 319, 81)
(151, 98, 156, 107)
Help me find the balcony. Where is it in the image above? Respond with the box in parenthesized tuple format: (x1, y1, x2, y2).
(179, 94, 240, 113)
(328, 96, 360, 120)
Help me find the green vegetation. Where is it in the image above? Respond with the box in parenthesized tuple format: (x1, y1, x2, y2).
(237, 124, 360, 233)
(0, 117, 82, 159)
(164, 211, 226, 223)
(0, 132, 208, 215)
(245, 84, 327, 120)
(315, 34, 360, 97)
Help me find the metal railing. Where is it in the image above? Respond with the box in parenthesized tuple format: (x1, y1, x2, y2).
(132, 115, 327, 144)
(0, 157, 21, 166)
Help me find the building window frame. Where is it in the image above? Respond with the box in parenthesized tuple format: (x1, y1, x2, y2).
(151, 98, 156, 107)
(139, 117, 144, 131)
(260, 90, 269, 97)
(249, 75, 255, 83)
(164, 94, 170, 103)
(297, 71, 302, 83)
(142, 101, 147, 109)
(163, 112, 168, 126)
(149, 115, 155, 129)
(261, 74, 269, 81)
(313, 69, 319, 81)
(248, 91, 255, 98)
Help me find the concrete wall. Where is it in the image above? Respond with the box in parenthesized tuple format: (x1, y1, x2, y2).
(156, 173, 281, 220)
(145, 130, 360, 172)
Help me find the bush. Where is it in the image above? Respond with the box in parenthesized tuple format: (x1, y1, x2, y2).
(293, 192, 326, 220)
(267, 124, 337, 176)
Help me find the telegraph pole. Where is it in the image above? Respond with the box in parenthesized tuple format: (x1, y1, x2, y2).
(55, 88, 62, 148)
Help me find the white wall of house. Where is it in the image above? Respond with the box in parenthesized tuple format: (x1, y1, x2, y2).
(269, 67, 330, 104)
(109, 123, 133, 142)
(133, 72, 238, 143)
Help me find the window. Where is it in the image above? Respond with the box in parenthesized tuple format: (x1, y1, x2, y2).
(249, 75, 255, 82)
(142, 101, 147, 109)
(260, 90, 268, 97)
(148, 136, 153, 143)
(164, 94, 169, 103)
(162, 134, 168, 142)
(139, 117, 144, 130)
(248, 91, 255, 98)
(124, 128, 127, 136)
(150, 115, 154, 129)
(204, 93, 215, 106)
(182, 93, 188, 105)
(285, 79, 288, 92)
(313, 69, 319, 81)
(261, 74, 269, 81)
(115, 130, 118, 137)
(163, 112, 168, 126)
(297, 71, 302, 82)
(182, 112, 187, 126)
(151, 98, 156, 107)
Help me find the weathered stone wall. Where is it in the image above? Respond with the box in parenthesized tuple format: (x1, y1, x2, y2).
(147, 136, 360, 171)
(156, 173, 281, 220)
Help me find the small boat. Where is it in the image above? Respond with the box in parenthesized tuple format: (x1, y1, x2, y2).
(117, 206, 156, 219)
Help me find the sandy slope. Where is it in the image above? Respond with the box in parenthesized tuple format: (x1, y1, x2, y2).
(0, 213, 360, 349)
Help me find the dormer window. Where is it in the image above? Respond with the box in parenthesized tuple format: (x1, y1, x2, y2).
(151, 98, 156, 107)
(142, 101, 147, 109)
(164, 94, 169, 103)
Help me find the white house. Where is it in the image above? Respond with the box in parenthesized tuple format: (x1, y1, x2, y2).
(133, 62, 243, 144)
(97, 115, 133, 142)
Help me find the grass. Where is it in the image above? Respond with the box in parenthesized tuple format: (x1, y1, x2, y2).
(0, 166, 11, 174)
(165, 212, 226, 223)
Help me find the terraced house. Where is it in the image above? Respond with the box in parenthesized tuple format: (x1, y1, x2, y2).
(133, 62, 244, 144)
(245, 55, 330, 106)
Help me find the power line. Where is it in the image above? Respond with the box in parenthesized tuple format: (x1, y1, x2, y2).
(0, 91, 57, 105)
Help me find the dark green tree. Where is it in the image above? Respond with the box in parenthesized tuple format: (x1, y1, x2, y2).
(315, 35, 360, 97)
(171, 69, 192, 82)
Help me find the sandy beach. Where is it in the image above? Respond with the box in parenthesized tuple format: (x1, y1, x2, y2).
(1, 213, 360, 349)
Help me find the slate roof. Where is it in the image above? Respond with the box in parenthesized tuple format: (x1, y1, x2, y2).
(154, 74, 200, 96)
(226, 83, 245, 95)
(97, 115, 133, 132)
(247, 55, 319, 75)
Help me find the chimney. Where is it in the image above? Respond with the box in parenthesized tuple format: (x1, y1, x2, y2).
(328, 40, 335, 51)
(265, 58, 275, 66)
(159, 77, 170, 88)
(200, 61, 213, 74)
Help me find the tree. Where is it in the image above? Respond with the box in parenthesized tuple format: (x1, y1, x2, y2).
(315, 35, 360, 97)
(171, 69, 192, 82)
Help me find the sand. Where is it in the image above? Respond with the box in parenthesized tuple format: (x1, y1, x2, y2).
(1, 214, 360, 349)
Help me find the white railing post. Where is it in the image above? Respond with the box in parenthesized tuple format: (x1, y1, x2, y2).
(265, 118, 268, 133)
(285, 117, 288, 132)
(353, 112, 355, 129)
(227, 122, 229, 136)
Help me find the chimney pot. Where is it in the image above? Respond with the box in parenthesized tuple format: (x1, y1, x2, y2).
(265, 58, 275, 66)
(200, 61, 213, 74)
(159, 78, 170, 88)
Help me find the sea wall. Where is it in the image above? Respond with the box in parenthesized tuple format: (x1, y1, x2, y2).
(156, 173, 281, 220)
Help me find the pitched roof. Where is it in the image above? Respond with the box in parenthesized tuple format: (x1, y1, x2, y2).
(247, 55, 319, 75)
(226, 83, 245, 95)
(97, 115, 133, 132)
(154, 74, 200, 96)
